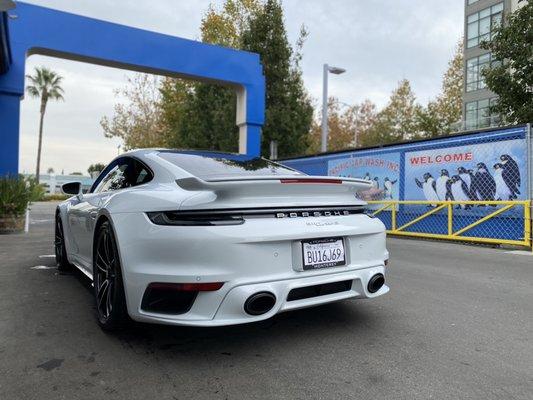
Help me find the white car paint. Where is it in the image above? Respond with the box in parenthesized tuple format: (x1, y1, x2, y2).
(57, 149, 389, 326)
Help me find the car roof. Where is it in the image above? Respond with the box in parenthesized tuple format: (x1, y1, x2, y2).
(122, 148, 257, 159)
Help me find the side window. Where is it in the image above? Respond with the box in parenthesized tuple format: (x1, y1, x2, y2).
(130, 159, 153, 186)
(94, 161, 130, 193)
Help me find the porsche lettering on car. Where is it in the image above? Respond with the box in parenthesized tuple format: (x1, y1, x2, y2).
(55, 150, 389, 330)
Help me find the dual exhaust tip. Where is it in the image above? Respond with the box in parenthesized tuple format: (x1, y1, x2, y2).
(244, 292, 276, 316)
(243, 273, 385, 316)
(367, 273, 385, 293)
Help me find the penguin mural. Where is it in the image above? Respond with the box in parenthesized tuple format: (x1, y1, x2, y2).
(493, 163, 513, 200)
(363, 172, 372, 181)
(436, 169, 452, 200)
(472, 162, 496, 201)
(450, 175, 471, 209)
(383, 177, 397, 199)
(500, 154, 521, 199)
(415, 173, 439, 206)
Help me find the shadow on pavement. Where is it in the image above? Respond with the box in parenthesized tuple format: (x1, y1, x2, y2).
(67, 265, 380, 358)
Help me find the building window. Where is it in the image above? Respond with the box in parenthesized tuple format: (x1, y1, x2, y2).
(465, 98, 500, 129)
(467, 2, 503, 48)
(467, 0, 480, 4)
(466, 53, 499, 91)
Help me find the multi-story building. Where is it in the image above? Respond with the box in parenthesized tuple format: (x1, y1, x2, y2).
(462, 0, 525, 130)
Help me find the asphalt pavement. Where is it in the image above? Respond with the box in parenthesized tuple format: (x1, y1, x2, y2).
(0, 201, 532, 400)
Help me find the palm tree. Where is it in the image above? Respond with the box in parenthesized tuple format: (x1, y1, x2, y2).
(26, 67, 64, 183)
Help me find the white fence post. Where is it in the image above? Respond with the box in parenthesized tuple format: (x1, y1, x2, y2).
(24, 207, 30, 233)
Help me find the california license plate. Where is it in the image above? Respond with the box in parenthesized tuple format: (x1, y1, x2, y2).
(301, 237, 346, 270)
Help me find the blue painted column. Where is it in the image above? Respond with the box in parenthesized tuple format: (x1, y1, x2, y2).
(0, 90, 21, 175)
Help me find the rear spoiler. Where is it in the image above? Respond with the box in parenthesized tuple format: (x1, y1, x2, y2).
(176, 175, 372, 191)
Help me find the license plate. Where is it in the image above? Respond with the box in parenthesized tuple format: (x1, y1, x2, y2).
(301, 237, 346, 270)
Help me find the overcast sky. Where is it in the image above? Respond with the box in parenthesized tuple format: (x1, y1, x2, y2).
(19, 0, 463, 175)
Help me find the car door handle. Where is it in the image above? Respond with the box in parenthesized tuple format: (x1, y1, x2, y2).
(89, 211, 98, 219)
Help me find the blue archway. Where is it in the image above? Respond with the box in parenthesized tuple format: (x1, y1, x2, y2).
(0, 2, 265, 175)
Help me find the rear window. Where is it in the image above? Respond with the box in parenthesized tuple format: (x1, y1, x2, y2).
(157, 151, 303, 180)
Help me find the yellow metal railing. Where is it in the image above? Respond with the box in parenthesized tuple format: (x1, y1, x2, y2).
(367, 200, 532, 248)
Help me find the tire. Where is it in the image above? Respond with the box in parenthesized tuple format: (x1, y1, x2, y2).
(55, 213, 72, 272)
(93, 221, 129, 331)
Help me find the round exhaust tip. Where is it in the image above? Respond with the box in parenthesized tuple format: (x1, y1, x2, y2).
(367, 273, 385, 294)
(244, 292, 276, 316)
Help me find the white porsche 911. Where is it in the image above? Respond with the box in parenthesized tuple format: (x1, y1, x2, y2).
(56, 150, 389, 330)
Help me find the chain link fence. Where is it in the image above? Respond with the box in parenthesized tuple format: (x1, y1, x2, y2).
(283, 125, 532, 249)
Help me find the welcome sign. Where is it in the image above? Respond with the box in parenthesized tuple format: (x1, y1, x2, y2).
(404, 139, 526, 203)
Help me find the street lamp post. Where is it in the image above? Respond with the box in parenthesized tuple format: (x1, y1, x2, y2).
(321, 63, 346, 152)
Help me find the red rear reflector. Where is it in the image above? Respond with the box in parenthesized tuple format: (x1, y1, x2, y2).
(280, 178, 342, 184)
(148, 282, 224, 292)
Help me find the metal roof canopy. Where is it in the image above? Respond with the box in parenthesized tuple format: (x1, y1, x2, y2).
(0, 2, 265, 175)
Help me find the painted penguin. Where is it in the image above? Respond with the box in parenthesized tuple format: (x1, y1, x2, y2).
(467, 169, 478, 200)
(450, 175, 471, 209)
(472, 162, 496, 201)
(446, 179, 454, 201)
(458, 167, 472, 191)
(372, 177, 379, 189)
(493, 163, 512, 200)
(383, 177, 397, 199)
(415, 173, 439, 205)
(500, 154, 521, 198)
(436, 169, 451, 200)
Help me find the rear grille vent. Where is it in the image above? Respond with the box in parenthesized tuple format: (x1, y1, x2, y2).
(287, 280, 353, 302)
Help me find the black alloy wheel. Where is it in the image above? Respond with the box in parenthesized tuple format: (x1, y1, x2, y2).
(93, 221, 129, 331)
(55, 213, 72, 272)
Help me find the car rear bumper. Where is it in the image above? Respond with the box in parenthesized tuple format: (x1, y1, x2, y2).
(111, 212, 389, 327)
(127, 265, 388, 326)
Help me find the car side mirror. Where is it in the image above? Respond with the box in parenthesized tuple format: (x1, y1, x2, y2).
(61, 182, 82, 196)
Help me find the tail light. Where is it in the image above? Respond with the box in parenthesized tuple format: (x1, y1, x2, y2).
(147, 211, 244, 226)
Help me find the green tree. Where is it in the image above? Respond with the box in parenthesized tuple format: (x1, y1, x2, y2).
(241, 0, 313, 157)
(359, 79, 422, 147)
(159, 0, 313, 157)
(417, 40, 464, 138)
(25, 67, 64, 183)
(101, 74, 167, 150)
(159, 0, 261, 151)
(307, 98, 376, 153)
(88, 163, 106, 176)
(481, 2, 533, 124)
